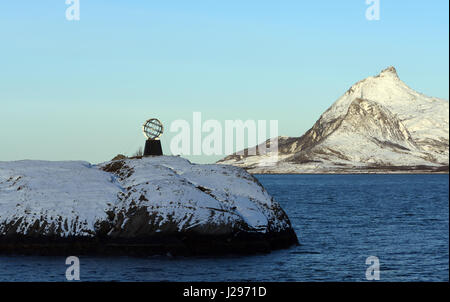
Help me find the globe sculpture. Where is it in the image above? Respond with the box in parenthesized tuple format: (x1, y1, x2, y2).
(142, 118, 164, 156)
(143, 118, 164, 140)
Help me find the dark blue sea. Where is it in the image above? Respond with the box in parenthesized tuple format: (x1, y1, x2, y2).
(0, 175, 448, 282)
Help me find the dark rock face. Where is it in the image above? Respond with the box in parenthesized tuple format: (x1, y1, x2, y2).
(0, 157, 299, 256)
(0, 229, 299, 256)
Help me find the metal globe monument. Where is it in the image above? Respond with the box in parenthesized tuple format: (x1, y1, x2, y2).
(142, 118, 164, 156)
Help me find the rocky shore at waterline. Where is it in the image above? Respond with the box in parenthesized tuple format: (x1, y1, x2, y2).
(0, 157, 298, 256)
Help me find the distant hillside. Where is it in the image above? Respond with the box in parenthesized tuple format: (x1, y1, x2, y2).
(218, 67, 449, 173)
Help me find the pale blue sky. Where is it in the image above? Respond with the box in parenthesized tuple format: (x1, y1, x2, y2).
(0, 1, 448, 163)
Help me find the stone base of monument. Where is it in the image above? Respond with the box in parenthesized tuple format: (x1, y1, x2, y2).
(144, 139, 163, 156)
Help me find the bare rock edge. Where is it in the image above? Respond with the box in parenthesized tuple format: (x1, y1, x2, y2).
(0, 157, 299, 256)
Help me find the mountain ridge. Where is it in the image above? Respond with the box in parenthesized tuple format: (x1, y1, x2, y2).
(218, 67, 449, 173)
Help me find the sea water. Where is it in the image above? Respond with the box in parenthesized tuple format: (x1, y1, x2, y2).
(0, 174, 448, 281)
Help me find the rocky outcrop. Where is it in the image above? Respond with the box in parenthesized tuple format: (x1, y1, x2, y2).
(0, 157, 298, 255)
(219, 67, 449, 173)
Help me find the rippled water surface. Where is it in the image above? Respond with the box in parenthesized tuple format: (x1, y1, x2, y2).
(0, 174, 448, 281)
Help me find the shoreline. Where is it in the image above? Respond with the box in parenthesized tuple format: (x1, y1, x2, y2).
(247, 165, 449, 175)
(251, 171, 449, 175)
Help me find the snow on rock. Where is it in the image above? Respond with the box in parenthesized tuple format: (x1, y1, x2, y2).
(101, 156, 292, 237)
(0, 160, 119, 237)
(0, 157, 297, 254)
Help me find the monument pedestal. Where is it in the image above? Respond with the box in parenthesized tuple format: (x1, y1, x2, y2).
(144, 140, 163, 156)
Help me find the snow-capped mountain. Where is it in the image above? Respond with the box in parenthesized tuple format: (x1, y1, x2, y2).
(218, 67, 449, 173)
